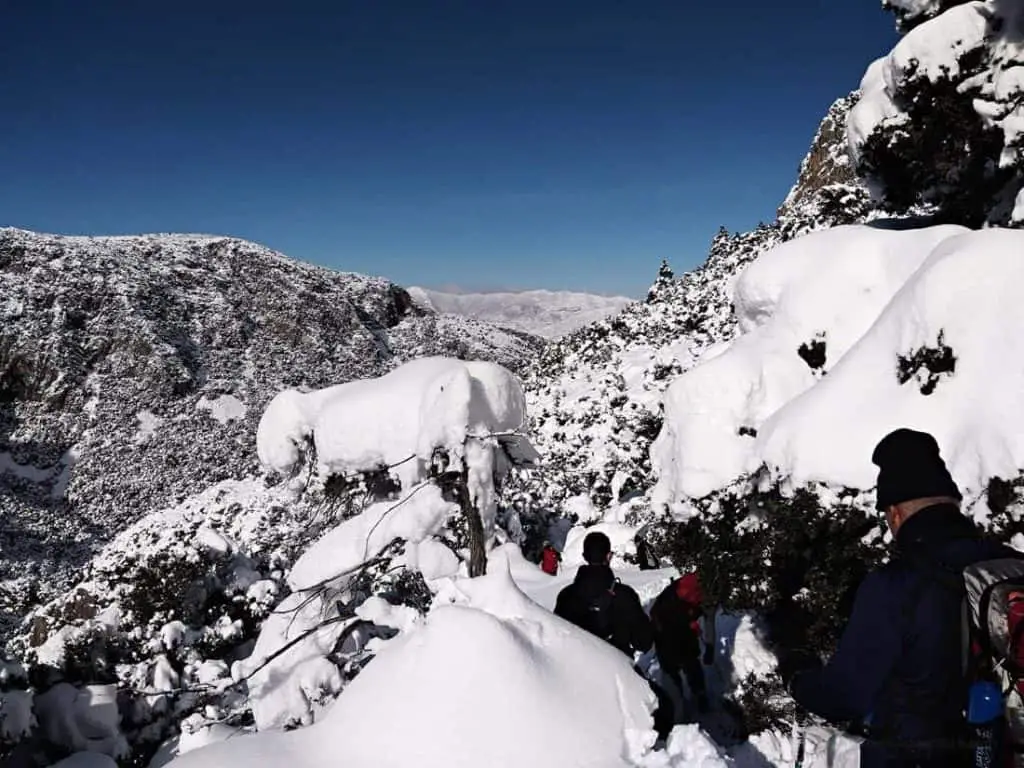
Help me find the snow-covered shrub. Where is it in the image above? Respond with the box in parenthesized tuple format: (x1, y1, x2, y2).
(851, 1, 1024, 225)
(0, 656, 34, 761)
(165, 567, 663, 768)
(651, 224, 1024, 741)
(664, 481, 884, 733)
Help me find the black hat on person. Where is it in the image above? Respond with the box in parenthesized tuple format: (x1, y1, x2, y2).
(582, 531, 612, 564)
(871, 428, 962, 511)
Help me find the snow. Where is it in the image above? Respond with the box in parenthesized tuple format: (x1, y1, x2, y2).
(257, 357, 534, 538)
(287, 484, 457, 591)
(196, 393, 247, 425)
(239, 484, 458, 730)
(133, 410, 162, 444)
(653, 224, 1024, 528)
(652, 224, 966, 504)
(409, 286, 634, 339)
(52, 754, 119, 768)
(34, 683, 128, 759)
(887, 3, 989, 82)
(168, 564, 663, 768)
(257, 357, 530, 490)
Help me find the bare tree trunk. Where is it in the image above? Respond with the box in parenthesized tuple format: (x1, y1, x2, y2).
(454, 466, 487, 577)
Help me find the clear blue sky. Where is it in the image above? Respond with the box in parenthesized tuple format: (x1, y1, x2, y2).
(1, 1, 897, 297)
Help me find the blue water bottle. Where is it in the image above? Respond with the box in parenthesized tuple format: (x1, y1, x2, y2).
(967, 680, 1004, 768)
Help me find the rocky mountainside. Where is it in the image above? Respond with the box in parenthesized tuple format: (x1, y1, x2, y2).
(407, 287, 634, 339)
(513, 94, 876, 526)
(0, 229, 542, 628)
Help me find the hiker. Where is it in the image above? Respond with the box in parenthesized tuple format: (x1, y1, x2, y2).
(634, 525, 661, 571)
(777, 428, 1017, 768)
(650, 571, 715, 719)
(554, 531, 674, 737)
(554, 531, 653, 656)
(540, 541, 560, 575)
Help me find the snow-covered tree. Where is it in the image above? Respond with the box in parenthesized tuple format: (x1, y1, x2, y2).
(850, 0, 1024, 226)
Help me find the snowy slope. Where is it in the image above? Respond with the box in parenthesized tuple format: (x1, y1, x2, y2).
(511, 95, 877, 527)
(408, 286, 634, 339)
(0, 228, 542, 630)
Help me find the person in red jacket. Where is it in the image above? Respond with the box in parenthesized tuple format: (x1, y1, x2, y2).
(540, 541, 560, 575)
(650, 571, 716, 719)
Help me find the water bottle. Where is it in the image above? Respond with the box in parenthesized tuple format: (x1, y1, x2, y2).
(967, 680, 1004, 768)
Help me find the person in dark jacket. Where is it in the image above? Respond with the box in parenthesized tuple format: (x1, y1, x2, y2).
(781, 428, 1017, 768)
(650, 571, 714, 718)
(554, 531, 654, 657)
(554, 532, 675, 738)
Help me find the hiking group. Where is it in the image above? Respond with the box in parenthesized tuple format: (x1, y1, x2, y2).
(544, 428, 1024, 768)
(551, 529, 714, 740)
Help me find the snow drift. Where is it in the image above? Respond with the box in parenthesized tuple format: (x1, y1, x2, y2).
(652, 225, 1024, 514)
(169, 566, 660, 768)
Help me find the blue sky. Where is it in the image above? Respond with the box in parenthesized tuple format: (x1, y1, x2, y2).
(1, 2, 897, 297)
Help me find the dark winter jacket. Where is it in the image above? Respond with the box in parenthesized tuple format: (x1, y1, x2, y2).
(554, 564, 654, 657)
(791, 503, 1016, 767)
(650, 574, 708, 697)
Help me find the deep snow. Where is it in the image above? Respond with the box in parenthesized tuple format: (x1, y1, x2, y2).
(170, 566, 663, 768)
(651, 224, 1024, 515)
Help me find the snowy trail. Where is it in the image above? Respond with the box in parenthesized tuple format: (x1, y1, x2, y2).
(490, 544, 677, 611)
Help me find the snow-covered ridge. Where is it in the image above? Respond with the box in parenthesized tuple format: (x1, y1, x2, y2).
(408, 286, 634, 339)
(513, 94, 881, 522)
(0, 227, 542, 629)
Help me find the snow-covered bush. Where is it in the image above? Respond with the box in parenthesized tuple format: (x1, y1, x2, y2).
(167, 566, 663, 768)
(241, 357, 538, 730)
(651, 223, 1024, 741)
(851, 1, 1024, 225)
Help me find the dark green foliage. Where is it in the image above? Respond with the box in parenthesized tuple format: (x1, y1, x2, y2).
(985, 475, 1024, 542)
(882, 0, 971, 32)
(728, 674, 797, 736)
(897, 331, 956, 395)
(815, 184, 873, 227)
(669, 482, 884, 653)
(664, 481, 885, 729)
(857, 53, 1013, 227)
(797, 334, 827, 372)
(647, 260, 676, 303)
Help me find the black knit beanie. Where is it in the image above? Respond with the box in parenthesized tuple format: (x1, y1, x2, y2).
(582, 532, 612, 564)
(871, 428, 962, 511)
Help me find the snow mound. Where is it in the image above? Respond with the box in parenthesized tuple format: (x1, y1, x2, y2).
(258, 356, 532, 484)
(169, 566, 659, 768)
(241, 484, 457, 730)
(653, 225, 1024, 515)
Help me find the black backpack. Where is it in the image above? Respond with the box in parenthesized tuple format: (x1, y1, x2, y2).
(575, 582, 618, 644)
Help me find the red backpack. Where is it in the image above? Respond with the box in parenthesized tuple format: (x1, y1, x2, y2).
(675, 572, 703, 634)
(541, 546, 559, 576)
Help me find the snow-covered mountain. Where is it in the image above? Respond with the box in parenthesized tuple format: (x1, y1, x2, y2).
(0, 228, 542, 630)
(407, 287, 634, 339)
(511, 94, 874, 525)
(10, 6, 1024, 763)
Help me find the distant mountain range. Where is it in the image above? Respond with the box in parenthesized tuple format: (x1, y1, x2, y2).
(407, 287, 634, 339)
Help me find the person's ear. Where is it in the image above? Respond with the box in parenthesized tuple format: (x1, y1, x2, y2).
(886, 505, 902, 531)
(605, 552, 613, 565)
